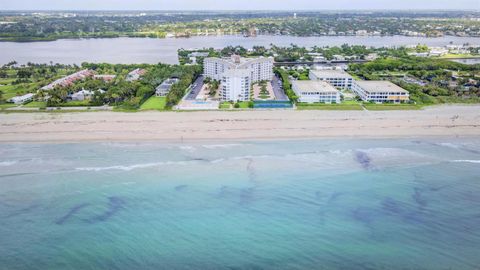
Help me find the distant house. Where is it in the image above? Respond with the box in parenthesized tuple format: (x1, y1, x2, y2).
(408, 52, 429, 57)
(93, 75, 116, 82)
(71, 89, 105, 101)
(429, 48, 449, 57)
(365, 53, 378, 61)
(41, 69, 94, 90)
(187, 52, 209, 58)
(126, 68, 146, 82)
(9, 93, 34, 104)
(155, 78, 180, 97)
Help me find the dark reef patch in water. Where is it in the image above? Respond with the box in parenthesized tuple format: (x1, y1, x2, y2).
(314, 191, 325, 200)
(327, 192, 343, 204)
(246, 159, 257, 183)
(412, 188, 428, 208)
(352, 207, 378, 225)
(354, 151, 372, 170)
(216, 185, 257, 205)
(4, 203, 41, 218)
(381, 197, 403, 215)
(85, 196, 126, 224)
(239, 187, 255, 205)
(217, 185, 230, 198)
(429, 185, 450, 192)
(174, 185, 188, 191)
(55, 203, 90, 225)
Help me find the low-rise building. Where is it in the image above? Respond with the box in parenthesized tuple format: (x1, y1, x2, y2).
(309, 70, 354, 90)
(94, 75, 116, 82)
(155, 78, 180, 97)
(126, 68, 146, 82)
(188, 52, 209, 58)
(352, 81, 409, 103)
(9, 93, 34, 104)
(41, 69, 94, 90)
(292, 80, 341, 104)
(71, 89, 105, 101)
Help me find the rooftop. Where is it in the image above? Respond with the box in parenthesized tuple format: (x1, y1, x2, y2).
(355, 80, 409, 94)
(292, 80, 339, 93)
(310, 69, 353, 79)
(204, 55, 273, 66)
(222, 68, 251, 77)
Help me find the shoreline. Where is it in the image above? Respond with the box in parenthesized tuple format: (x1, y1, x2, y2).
(1, 34, 478, 43)
(1, 105, 479, 143)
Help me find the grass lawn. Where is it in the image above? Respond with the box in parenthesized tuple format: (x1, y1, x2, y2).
(297, 103, 363, 110)
(219, 102, 231, 109)
(363, 104, 423, 110)
(236, 101, 251, 109)
(0, 83, 39, 99)
(0, 84, 21, 99)
(0, 78, 15, 85)
(140, 96, 166, 110)
(23, 101, 47, 108)
(0, 103, 17, 109)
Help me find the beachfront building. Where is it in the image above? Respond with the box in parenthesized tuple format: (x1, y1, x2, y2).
(309, 70, 354, 90)
(9, 93, 35, 104)
(203, 55, 274, 102)
(292, 80, 341, 104)
(71, 89, 105, 101)
(155, 78, 180, 97)
(41, 69, 94, 90)
(220, 69, 251, 101)
(352, 81, 410, 103)
(126, 68, 146, 82)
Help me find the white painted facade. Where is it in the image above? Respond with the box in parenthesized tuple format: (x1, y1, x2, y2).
(203, 56, 273, 101)
(9, 93, 34, 104)
(221, 69, 251, 102)
(309, 70, 354, 90)
(352, 81, 410, 103)
(292, 80, 341, 104)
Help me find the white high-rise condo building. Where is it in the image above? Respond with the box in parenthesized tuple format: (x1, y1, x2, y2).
(221, 69, 251, 102)
(309, 70, 354, 90)
(203, 55, 274, 101)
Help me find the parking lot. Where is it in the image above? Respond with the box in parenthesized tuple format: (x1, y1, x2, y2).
(271, 75, 289, 101)
(185, 75, 204, 100)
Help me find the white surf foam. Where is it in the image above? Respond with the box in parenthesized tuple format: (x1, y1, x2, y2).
(450, 160, 480, 164)
(0, 160, 18, 167)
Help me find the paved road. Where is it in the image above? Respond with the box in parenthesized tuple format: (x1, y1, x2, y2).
(271, 75, 289, 101)
(185, 75, 204, 100)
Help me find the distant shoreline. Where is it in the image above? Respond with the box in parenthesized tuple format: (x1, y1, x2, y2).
(1, 34, 478, 43)
(1, 104, 479, 143)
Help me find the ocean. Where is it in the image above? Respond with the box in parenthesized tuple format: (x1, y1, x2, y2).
(1, 139, 479, 269)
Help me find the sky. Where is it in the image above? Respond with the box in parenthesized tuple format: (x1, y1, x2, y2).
(1, 0, 479, 10)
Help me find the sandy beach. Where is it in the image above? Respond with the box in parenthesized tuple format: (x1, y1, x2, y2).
(0, 105, 479, 143)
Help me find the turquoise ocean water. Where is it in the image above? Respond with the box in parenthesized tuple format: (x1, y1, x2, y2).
(1, 139, 479, 269)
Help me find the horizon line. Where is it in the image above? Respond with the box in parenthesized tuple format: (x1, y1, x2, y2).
(1, 9, 479, 12)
